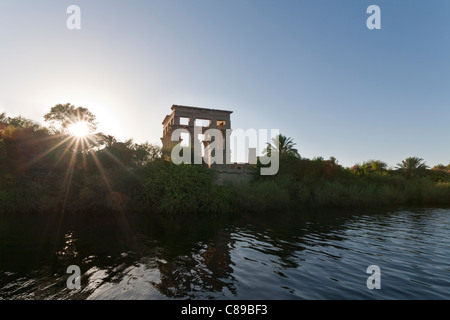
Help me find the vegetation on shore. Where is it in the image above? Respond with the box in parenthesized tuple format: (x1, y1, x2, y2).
(2, 104, 450, 217)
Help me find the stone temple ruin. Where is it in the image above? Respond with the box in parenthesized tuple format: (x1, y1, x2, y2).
(161, 105, 256, 185)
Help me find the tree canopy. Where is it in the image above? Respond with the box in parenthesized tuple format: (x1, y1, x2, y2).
(44, 103, 97, 134)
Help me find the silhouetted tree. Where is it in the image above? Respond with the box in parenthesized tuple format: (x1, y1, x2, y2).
(131, 142, 161, 166)
(0, 112, 39, 129)
(44, 103, 97, 135)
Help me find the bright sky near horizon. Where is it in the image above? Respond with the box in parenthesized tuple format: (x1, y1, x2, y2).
(1, 0, 449, 167)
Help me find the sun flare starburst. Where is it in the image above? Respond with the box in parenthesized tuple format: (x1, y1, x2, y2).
(68, 121, 91, 138)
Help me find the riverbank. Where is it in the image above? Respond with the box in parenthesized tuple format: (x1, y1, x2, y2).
(2, 157, 450, 217)
(3, 112, 450, 217)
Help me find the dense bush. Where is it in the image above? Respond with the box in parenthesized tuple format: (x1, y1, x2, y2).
(134, 160, 236, 216)
(247, 157, 450, 209)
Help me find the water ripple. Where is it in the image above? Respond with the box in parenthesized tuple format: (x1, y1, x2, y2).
(1, 208, 450, 299)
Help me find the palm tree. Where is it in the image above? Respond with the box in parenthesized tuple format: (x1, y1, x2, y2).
(367, 160, 388, 172)
(396, 157, 429, 177)
(265, 134, 300, 158)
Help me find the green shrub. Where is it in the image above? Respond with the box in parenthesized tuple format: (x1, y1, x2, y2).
(238, 179, 291, 212)
(135, 161, 235, 216)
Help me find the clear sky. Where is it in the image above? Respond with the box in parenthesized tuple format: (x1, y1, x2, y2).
(1, 0, 449, 167)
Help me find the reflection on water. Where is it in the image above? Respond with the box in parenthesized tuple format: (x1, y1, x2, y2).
(1, 208, 449, 299)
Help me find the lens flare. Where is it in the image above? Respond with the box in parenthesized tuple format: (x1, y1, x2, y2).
(68, 121, 90, 138)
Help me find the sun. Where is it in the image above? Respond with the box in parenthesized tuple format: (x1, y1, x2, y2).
(68, 121, 91, 138)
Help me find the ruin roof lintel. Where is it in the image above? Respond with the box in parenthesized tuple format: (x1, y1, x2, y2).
(171, 104, 233, 114)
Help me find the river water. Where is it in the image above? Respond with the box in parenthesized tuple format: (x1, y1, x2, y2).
(0, 207, 449, 299)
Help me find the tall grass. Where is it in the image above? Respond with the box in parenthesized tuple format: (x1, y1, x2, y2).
(241, 159, 450, 210)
